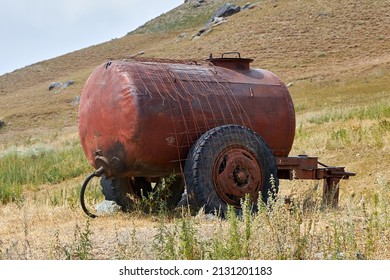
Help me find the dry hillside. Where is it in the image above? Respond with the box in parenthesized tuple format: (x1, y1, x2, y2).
(1, 0, 388, 146)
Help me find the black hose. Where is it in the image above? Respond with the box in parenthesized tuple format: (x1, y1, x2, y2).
(80, 167, 104, 218)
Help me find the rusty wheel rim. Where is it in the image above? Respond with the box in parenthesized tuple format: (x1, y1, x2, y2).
(213, 146, 262, 207)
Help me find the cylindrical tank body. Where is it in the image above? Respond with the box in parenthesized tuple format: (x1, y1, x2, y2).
(78, 57, 295, 178)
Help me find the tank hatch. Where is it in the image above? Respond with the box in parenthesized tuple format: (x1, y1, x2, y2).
(207, 52, 254, 70)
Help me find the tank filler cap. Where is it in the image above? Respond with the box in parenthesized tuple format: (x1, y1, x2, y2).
(207, 52, 254, 70)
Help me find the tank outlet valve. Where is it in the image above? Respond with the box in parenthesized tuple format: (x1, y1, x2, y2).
(94, 153, 112, 178)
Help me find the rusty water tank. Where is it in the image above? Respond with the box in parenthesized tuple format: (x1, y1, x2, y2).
(78, 54, 296, 179)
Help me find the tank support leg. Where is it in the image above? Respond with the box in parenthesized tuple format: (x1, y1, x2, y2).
(322, 177, 340, 208)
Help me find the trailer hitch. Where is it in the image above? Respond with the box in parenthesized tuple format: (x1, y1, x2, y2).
(80, 166, 104, 218)
(276, 156, 356, 207)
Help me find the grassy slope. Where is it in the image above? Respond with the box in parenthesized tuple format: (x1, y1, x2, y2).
(0, 0, 388, 137)
(0, 0, 389, 259)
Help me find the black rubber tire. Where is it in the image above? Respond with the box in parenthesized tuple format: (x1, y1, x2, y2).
(184, 124, 279, 215)
(100, 176, 152, 211)
(131, 177, 154, 198)
(100, 176, 185, 211)
(153, 176, 185, 210)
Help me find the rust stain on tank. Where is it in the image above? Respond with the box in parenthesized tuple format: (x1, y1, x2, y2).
(78, 54, 296, 178)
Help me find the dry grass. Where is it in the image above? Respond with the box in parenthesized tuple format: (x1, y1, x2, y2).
(1, 179, 390, 260)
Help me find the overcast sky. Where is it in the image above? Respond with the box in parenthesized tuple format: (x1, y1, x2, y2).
(0, 0, 183, 76)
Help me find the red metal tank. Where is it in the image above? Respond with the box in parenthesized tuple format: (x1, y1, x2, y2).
(78, 55, 296, 178)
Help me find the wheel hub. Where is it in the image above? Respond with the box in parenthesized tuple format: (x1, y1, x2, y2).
(213, 146, 262, 207)
(234, 167, 249, 185)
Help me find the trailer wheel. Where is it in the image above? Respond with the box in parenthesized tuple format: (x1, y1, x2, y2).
(184, 125, 279, 215)
(100, 176, 184, 211)
(100, 176, 152, 211)
(153, 176, 185, 210)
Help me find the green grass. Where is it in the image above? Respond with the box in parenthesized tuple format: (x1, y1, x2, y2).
(308, 101, 390, 125)
(0, 142, 91, 203)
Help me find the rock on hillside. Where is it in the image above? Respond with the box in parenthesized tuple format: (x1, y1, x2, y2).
(196, 2, 243, 36)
